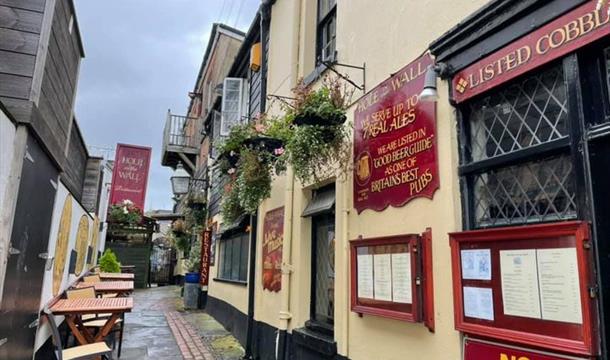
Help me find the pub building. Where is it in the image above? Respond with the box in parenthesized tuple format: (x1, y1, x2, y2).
(188, 0, 610, 359)
(428, 0, 610, 358)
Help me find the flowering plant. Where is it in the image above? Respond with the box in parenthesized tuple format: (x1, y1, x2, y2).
(218, 115, 288, 223)
(107, 199, 142, 225)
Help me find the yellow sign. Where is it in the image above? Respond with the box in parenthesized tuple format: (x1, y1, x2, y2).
(53, 195, 72, 295)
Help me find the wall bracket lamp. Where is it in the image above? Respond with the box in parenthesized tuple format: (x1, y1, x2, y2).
(420, 62, 450, 102)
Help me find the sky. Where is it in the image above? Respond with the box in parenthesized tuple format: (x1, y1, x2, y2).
(74, 0, 260, 212)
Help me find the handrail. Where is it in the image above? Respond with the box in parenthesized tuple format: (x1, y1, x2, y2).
(163, 112, 200, 150)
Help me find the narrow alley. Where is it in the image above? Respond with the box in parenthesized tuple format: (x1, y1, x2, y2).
(120, 286, 243, 360)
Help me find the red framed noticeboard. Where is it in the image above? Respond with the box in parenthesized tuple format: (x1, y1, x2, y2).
(350, 229, 434, 330)
(449, 221, 598, 356)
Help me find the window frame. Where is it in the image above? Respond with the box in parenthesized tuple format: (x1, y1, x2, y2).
(458, 57, 582, 230)
(215, 232, 249, 284)
(316, 0, 337, 64)
(220, 78, 244, 136)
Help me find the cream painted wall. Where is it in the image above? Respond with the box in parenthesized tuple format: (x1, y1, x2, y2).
(252, 0, 491, 359)
(207, 213, 249, 315)
(254, 176, 287, 328)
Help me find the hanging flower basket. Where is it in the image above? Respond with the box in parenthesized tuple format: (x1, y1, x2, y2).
(219, 151, 240, 168)
(244, 136, 285, 155)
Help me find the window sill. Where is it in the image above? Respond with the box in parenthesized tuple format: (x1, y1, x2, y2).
(212, 278, 247, 286)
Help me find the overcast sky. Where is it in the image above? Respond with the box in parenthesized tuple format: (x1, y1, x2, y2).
(74, 0, 259, 211)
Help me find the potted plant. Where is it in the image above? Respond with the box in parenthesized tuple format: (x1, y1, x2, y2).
(99, 249, 121, 273)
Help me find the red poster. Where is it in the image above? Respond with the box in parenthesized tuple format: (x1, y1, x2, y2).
(200, 230, 211, 287)
(109, 143, 152, 211)
(353, 53, 439, 213)
(464, 339, 591, 360)
(262, 207, 284, 292)
(452, 0, 610, 103)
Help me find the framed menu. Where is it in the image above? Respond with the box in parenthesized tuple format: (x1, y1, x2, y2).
(449, 221, 598, 356)
(350, 229, 434, 330)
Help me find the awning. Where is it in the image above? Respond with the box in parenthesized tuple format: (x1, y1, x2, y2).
(302, 188, 335, 217)
(220, 214, 250, 239)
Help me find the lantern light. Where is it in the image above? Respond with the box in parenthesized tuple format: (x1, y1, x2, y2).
(170, 163, 191, 196)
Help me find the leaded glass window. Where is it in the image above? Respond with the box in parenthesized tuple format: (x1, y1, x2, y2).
(472, 155, 576, 227)
(467, 65, 568, 162)
(461, 63, 577, 228)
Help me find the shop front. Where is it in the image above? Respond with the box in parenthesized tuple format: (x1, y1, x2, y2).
(430, 0, 610, 358)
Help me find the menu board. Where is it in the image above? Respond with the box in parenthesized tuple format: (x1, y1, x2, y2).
(350, 234, 422, 322)
(449, 221, 597, 357)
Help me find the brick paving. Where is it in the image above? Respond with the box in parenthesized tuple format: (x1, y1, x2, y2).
(119, 286, 242, 360)
(166, 311, 215, 360)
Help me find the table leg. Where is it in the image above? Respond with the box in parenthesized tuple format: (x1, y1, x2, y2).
(94, 313, 120, 342)
(65, 315, 90, 346)
(75, 316, 95, 343)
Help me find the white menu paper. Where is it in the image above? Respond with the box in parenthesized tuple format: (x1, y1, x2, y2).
(463, 286, 494, 321)
(373, 254, 392, 301)
(357, 254, 374, 299)
(500, 249, 541, 319)
(537, 248, 582, 324)
(391, 253, 412, 304)
(461, 249, 492, 280)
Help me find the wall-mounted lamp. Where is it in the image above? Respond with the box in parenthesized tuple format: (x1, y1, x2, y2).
(420, 63, 449, 102)
(188, 91, 203, 100)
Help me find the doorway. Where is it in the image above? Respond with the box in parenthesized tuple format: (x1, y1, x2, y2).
(0, 134, 58, 360)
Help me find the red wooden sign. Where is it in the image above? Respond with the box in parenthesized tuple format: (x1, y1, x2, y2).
(200, 230, 212, 287)
(109, 143, 152, 211)
(349, 229, 434, 331)
(262, 207, 284, 292)
(452, 0, 610, 103)
(449, 221, 598, 356)
(464, 338, 592, 360)
(353, 53, 439, 213)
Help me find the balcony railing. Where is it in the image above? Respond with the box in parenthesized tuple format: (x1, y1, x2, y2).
(163, 112, 200, 149)
(162, 111, 201, 168)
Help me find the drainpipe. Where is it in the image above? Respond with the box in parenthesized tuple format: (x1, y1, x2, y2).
(342, 176, 350, 358)
(244, 214, 258, 359)
(277, 0, 302, 358)
(278, 166, 295, 360)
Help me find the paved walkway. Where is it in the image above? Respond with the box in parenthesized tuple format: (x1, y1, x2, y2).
(119, 285, 243, 360)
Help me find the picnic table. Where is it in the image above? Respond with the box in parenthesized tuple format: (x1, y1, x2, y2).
(98, 272, 135, 281)
(50, 297, 133, 346)
(75, 281, 134, 297)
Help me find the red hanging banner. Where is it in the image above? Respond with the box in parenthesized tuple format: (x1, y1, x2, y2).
(262, 207, 284, 292)
(200, 230, 212, 287)
(353, 53, 439, 213)
(452, 0, 610, 103)
(109, 143, 152, 211)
